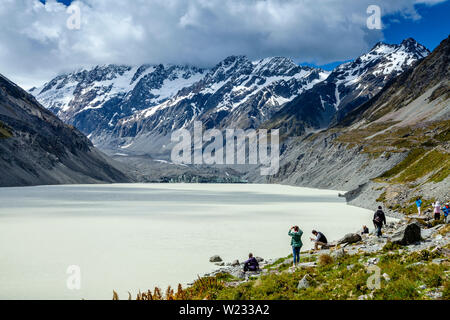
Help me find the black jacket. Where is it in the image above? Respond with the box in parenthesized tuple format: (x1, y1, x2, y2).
(373, 209, 386, 226)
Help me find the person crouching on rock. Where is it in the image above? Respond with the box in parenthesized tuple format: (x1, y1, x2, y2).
(373, 206, 386, 237)
(310, 230, 328, 250)
(288, 226, 303, 267)
(243, 253, 259, 272)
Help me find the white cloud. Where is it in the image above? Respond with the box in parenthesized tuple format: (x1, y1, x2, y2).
(0, 0, 445, 89)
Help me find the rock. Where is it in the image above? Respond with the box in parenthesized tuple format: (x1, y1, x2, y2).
(366, 257, 379, 266)
(432, 258, 446, 265)
(209, 255, 223, 263)
(431, 247, 442, 254)
(347, 264, 355, 271)
(231, 259, 240, 266)
(382, 273, 391, 282)
(331, 248, 346, 259)
(298, 262, 316, 268)
(391, 222, 422, 245)
(297, 275, 312, 290)
(230, 270, 246, 279)
(281, 258, 294, 267)
(419, 284, 427, 290)
(407, 261, 425, 268)
(215, 262, 225, 266)
(337, 233, 362, 245)
(255, 257, 264, 263)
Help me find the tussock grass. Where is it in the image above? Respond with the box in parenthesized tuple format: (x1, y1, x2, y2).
(0, 121, 12, 139)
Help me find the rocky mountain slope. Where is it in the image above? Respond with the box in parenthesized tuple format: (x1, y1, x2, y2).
(252, 35, 449, 216)
(264, 38, 430, 137)
(0, 73, 132, 187)
(29, 64, 206, 143)
(31, 56, 328, 157)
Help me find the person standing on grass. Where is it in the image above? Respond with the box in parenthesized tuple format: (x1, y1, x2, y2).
(288, 226, 303, 267)
(432, 201, 441, 221)
(416, 197, 422, 215)
(373, 206, 386, 237)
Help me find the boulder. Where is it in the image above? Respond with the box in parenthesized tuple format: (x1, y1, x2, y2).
(214, 262, 225, 266)
(391, 222, 422, 245)
(209, 255, 223, 263)
(331, 248, 346, 259)
(230, 270, 246, 279)
(255, 257, 264, 263)
(337, 233, 362, 245)
(297, 275, 312, 290)
(231, 260, 240, 266)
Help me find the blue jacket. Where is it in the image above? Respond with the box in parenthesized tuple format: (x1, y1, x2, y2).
(416, 199, 422, 207)
(443, 206, 450, 216)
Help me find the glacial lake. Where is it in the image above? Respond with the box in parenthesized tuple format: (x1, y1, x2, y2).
(0, 183, 388, 300)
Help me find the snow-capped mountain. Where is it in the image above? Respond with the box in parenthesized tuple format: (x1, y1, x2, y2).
(30, 64, 206, 137)
(266, 38, 430, 135)
(111, 56, 328, 151)
(32, 56, 328, 155)
(30, 38, 429, 157)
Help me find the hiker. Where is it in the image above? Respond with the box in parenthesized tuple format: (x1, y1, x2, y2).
(361, 225, 369, 235)
(416, 197, 422, 215)
(432, 201, 441, 221)
(443, 203, 449, 224)
(243, 253, 259, 272)
(373, 206, 386, 237)
(288, 226, 303, 267)
(310, 230, 328, 250)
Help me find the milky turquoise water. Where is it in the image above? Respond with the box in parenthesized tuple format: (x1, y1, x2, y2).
(0, 183, 383, 300)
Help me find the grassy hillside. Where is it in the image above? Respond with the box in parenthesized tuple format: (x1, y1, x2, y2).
(115, 237, 450, 300)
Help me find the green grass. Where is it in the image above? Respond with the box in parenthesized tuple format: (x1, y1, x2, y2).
(0, 121, 12, 139)
(376, 148, 426, 181)
(176, 248, 449, 300)
(393, 151, 449, 183)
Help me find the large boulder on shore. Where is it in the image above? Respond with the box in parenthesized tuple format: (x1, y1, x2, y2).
(390, 222, 422, 245)
(209, 255, 223, 263)
(337, 233, 362, 245)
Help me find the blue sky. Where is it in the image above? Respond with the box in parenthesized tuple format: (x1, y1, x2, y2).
(304, 0, 450, 70)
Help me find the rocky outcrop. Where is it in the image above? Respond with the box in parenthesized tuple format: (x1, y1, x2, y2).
(390, 222, 422, 245)
(209, 255, 223, 263)
(297, 275, 312, 290)
(337, 233, 362, 245)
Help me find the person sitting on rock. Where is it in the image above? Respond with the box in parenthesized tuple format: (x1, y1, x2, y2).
(310, 230, 328, 250)
(243, 253, 259, 272)
(373, 206, 386, 237)
(432, 201, 441, 221)
(361, 225, 369, 235)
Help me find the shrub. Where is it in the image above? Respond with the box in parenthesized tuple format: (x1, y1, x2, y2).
(318, 254, 333, 266)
